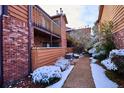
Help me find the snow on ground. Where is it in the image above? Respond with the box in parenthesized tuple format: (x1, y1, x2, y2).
(47, 65, 74, 88)
(101, 58, 117, 71)
(90, 63, 118, 88)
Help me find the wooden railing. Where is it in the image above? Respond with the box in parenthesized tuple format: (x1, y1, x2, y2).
(32, 47, 66, 70)
(32, 6, 61, 36)
(52, 22, 61, 36)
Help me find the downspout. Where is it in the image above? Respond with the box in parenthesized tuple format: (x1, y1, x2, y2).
(28, 5, 32, 74)
(0, 6, 3, 87)
(0, 5, 8, 87)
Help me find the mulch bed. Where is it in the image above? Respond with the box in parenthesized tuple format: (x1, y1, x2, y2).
(6, 76, 44, 88)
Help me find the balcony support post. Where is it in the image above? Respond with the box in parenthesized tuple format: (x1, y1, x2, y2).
(50, 34, 53, 47)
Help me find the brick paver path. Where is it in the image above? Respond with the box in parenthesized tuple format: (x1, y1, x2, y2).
(63, 57, 95, 88)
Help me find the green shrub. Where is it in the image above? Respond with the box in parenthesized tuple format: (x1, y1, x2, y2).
(105, 70, 120, 83)
(112, 55, 124, 76)
(94, 54, 107, 61)
(103, 41, 115, 56)
(34, 77, 60, 87)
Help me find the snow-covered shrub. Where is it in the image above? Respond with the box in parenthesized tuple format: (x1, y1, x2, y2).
(73, 53, 80, 58)
(55, 57, 70, 71)
(88, 48, 96, 54)
(92, 50, 105, 57)
(65, 53, 74, 59)
(32, 66, 62, 86)
(90, 57, 98, 64)
(101, 58, 117, 71)
(92, 50, 107, 61)
(101, 49, 124, 72)
(109, 49, 124, 58)
(88, 46, 106, 61)
(65, 53, 80, 59)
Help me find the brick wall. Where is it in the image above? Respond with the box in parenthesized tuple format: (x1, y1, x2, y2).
(60, 16, 67, 48)
(113, 29, 124, 49)
(2, 15, 29, 85)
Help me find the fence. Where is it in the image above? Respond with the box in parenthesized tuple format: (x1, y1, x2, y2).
(66, 47, 73, 53)
(32, 47, 66, 70)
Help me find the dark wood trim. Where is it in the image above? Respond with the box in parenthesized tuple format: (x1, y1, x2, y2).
(28, 5, 32, 73)
(33, 24, 61, 39)
(50, 34, 53, 47)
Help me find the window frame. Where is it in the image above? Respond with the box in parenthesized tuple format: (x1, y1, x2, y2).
(0, 6, 2, 16)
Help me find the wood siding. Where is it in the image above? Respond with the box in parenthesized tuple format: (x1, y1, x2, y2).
(97, 5, 124, 49)
(98, 5, 124, 33)
(112, 5, 124, 33)
(32, 47, 66, 70)
(100, 6, 113, 23)
(8, 5, 28, 22)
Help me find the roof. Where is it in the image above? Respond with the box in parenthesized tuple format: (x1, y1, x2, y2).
(66, 27, 91, 33)
(95, 5, 104, 24)
(51, 14, 68, 24)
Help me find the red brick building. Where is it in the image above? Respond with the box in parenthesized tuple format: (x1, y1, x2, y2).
(0, 5, 68, 86)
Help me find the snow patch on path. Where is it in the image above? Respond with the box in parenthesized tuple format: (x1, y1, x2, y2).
(90, 63, 118, 88)
(47, 65, 74, 88)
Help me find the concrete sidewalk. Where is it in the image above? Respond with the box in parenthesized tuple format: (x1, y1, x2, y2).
(63, 57, 95, 88)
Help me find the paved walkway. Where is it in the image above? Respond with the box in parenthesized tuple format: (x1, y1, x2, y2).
(63, 57, 95, 88)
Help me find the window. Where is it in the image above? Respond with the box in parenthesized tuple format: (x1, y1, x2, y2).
(0, 6, 2, 16)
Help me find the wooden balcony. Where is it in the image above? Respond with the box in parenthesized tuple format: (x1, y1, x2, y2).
(32, 6, 61, 37)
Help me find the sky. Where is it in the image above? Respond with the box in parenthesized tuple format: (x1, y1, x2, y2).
(40, 5, 99, 29)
